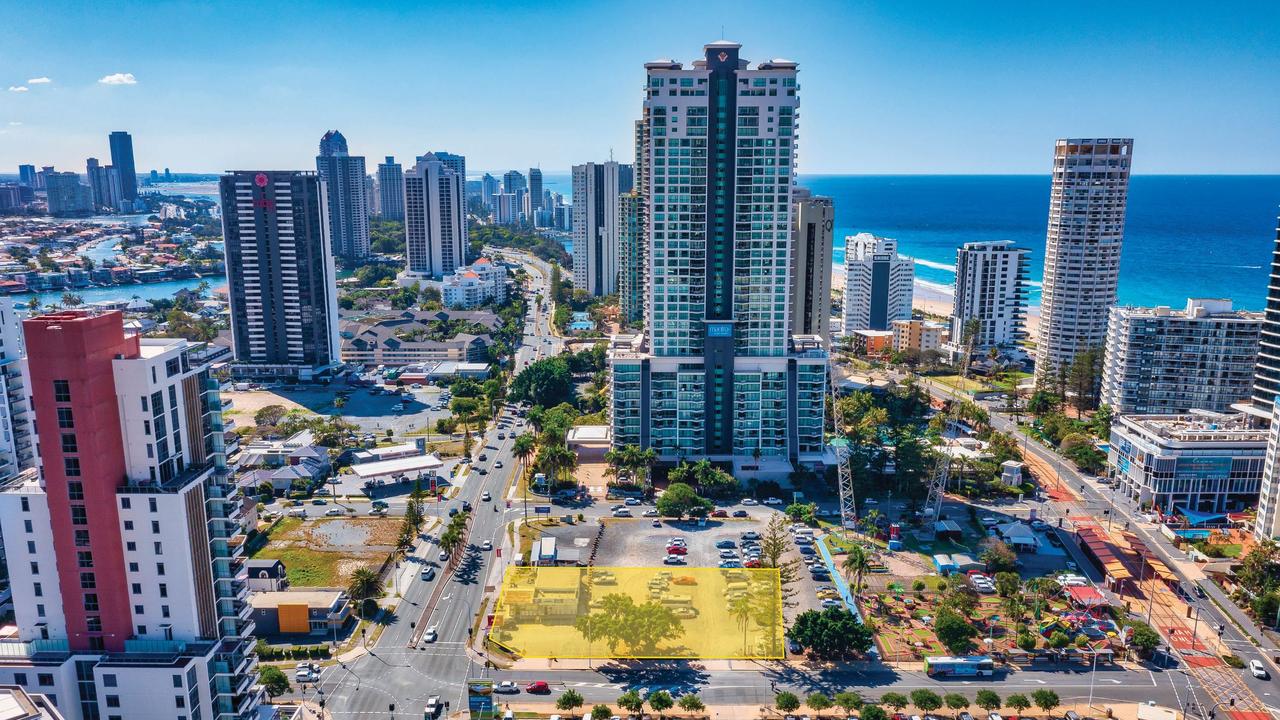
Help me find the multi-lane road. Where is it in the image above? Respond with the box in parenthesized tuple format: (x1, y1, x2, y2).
(304, 262, 1230, 718)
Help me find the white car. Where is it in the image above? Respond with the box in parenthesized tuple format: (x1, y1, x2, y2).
(324, 507, 344, 517)
(481, 491, 491, 501)
(1250, 659, 1270, 679)
(741, 498, 760, 506)
(295, 669, 319, 683)
(763, 497, 784, 506)
(612, 509, 632, 518)
(423, 626, 438, 643)
(820, 598, 843, 609)
(482, 540, 493, 551)
(494, 460, 503, 468)
(495, 681, 520, 694)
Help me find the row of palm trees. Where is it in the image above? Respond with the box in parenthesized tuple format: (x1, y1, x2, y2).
(603, 445, 658, 489)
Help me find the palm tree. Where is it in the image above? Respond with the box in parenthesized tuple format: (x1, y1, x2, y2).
(513, 433, 536, 471)
(60, 292, 83, 308)
(729, 595, 753, 654)
(347, 566, 381, 615)
(842, 544, 871, 594)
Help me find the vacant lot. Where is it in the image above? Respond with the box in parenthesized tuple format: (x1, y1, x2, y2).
(249, 516, 398, 587)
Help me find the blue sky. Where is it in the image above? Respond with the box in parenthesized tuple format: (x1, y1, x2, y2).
(2, 0, 1278, 175)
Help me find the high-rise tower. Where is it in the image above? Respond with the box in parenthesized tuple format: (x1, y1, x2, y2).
(220, 171, 341, 379)
(571, 161, 632, 296)
(377, 156, 405, 221)
(403, 154, 466, 280)
(789, 188, 834, 344)
(107, 131, 137, 202)
(951, 240, 1030, 349)
(608, 42, 826, 464)
(1034, 138, 1133, 384)
(315, 130, 371, 259)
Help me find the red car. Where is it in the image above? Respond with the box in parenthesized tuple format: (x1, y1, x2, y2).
(525, 681, 550, 694)
(666, 546, 688, 555)
(710, 510, 728, 518)
(744, 558, 762, 568)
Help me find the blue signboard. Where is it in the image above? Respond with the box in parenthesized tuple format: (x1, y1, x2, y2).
(534, 505, 552, 515)
(706, 323, 733, 338)
(1174, 456, 1232, 480)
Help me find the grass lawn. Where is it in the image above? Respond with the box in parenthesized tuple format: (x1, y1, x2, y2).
(930, 374, 991, 394)
(1207, 543, 1243, 558)
(253, 546, 344, 587)
(991, 370, 1032, 391)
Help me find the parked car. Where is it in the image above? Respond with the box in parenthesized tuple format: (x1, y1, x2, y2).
(625, 497, 642, 506)
(666, 545, 688, 555)
(732, 510, 749, 518)
(612, 509, 632, 518)
(495, 681, 520, 694)
(526, 681, 551, 694)
(324, 507, 343, 517)
(741, 531, 761, 541)
(1250, 659, 1270, 679)
(741, 498, 760, 506)
(763, 497, 784, 506)
(663, 555, 686, 565)
(311, 498, 328, 505)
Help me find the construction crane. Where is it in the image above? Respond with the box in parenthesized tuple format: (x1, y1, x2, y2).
(828, 361, 858, 537)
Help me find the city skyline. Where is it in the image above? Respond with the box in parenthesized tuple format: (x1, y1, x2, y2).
(3, 1, 1279, 174)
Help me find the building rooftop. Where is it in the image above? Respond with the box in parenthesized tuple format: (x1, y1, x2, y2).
(249, 590, 344, 611)
(1113, 297, 1262, 322)
(1117, 411, 1269, 445)
(0, 685, 64, 720)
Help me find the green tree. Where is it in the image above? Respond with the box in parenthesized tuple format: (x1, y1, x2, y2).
(834, 693, 864, 715)
(254, 404, 287, 427)
(617, 691, 644, 714)
(975, 690, 1002, 713)
(557, 689, 585, 717)
(509, 357, 573, 407)
(806, 693, 832, 715)
(775, 692, 801, 714)
(994, 571, 1022, 598)
(678, 694, 705, 715)
(648, 690, 674, 717)
(347, 566, 381, 615)
(980, 538, 1018, 573)
(910, 690, 943, 714)
(259, 665, 291, 697)
(861, 706, 889, 720)
(1048, 630, 1071, 649)
(935, 607, 977, 653)
(880, 693, 909, 713)
(591, 705, 612, 720)
(1005, 695, 1031, 714)
(842, 544, 871, 593)
(944, 693, 970, 714)
(1031, 690, 1060, 717)
(787, 607, 875, 659)
(1127, 620, 1161, 656)
(656, 482, 712, 518)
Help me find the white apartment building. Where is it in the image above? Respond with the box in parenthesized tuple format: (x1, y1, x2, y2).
(609, 42, 826, 467)
(1102, 298, 1262, 415)
(315, 130, 370, 259)
(1035, 138, 1134, 383)
(571, 161, 632, 296)
(1258, 403, 1280, 542)
(1108, 412, 1266, 517)
(842, 233, 913, 334)
(0, 312, 259, 720)
(1250, 212, 1280, 416)
(492, 193, 519, 226)
(403, 154, 466, 280)
(0, 298, 34, 480)
(442, 258, 508, 308)
(951, 240, 1029, 348)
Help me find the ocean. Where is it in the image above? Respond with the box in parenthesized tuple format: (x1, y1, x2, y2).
(801, 175, 1280, 310)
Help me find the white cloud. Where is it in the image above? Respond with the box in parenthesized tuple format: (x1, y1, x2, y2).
(8, 121, 22, 126)
(98, 73, 137, 86)
(8, 86, 29, 93)
(26, 77, 51, 84)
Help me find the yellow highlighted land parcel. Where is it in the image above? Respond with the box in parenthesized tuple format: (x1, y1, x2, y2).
(488, 566, 783, 659)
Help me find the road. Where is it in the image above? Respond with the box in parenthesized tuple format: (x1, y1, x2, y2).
(307, 263, 1207, 717)
(921, 378, 1280, 709)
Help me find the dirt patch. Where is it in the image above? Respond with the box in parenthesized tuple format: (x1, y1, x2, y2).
(250, 516, 395, 587)
(225, 390, 309, 416)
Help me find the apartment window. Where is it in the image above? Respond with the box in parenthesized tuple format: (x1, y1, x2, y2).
(53, 380, 71, 402)
(175, 695, 185, 709)
(106, 695, 120, 708)
(148, 498, 157, 513)
(128, 562, 138, 572)
(131, 583, 142, 595)
(172, 674, 183, 688)
(80, 572, 95, 589)
(136, 625, 146, 636)
(154, 542, 162, 554)
(57, 407, 73, 428)
(124, 540, 135, 551)
(29, 561, 38, 574)
(158, 583, 168, 598)
(32, 582, 41, 597)
(103, 674, 117, 688)
(166, 358, 180, 377)
(86, 616, 101, 632)
(68, 481, 84, 500)
(61, 433, 77, 453)
(64, 458, 81, 477)
(77, 530, 90, 547)
(141, 396, 148, 412)
(26, 541, 34, 554)
(35, 604, 44, 617)
(71, 506, 87, 526)
(134, 604, 144, 615)
(14, 673, 27, 686)
(37, 674, 53, 687)
(151, 520, 160, 534)
(156, 563, 165, 576)
(77, 551, 93, 567)
(122, 520, 133, 531)
(85, 596, 99, 613)
(161, 605, 170, 618)
(24, 519, 32, 533)
(20, 497, 28, 512)
(121, 497, 131, 510)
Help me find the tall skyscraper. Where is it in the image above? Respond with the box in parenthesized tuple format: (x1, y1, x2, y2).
(493, 193, 519, 225)
(18, 164, 36, 187)
(433, 152, 466, 182)
(528, 168, 543, 212)
(107, 131, 137, 201)
(44, 172, 93, 216)
(1034, 138, 1134, 384)
(618, 191, 644, 324)
(365, 174, 378, 216)
(403, 154, 466, 280)
(1252, 210, 1280, 416)
(1102, 298, 1261, 415)
(481, 173, 500, 210)
(220, 171, 341, 379)
(0, 311, 260, 720)
(842, 233, 914, 334)
(0, 298, 34, 480)
(315, 130, 371, 259)
(571, 161, 633, 296)
(85, 158, 124, 212)
(789, 188, 834, 344)
(502, 170, 526, 195)
(951, 240, 1030, 349)
(609, 41, 826, 464)
(377, 156, 405, 221)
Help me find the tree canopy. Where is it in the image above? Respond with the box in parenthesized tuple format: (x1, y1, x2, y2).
(786, 607, 875, 659)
